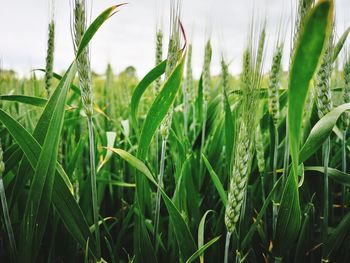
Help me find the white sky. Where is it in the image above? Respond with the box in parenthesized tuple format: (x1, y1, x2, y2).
(0, 0, 349, 78)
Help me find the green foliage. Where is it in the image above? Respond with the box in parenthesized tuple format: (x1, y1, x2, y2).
(2, 0, 350, 262)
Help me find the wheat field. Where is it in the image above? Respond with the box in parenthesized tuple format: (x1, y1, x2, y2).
(1, 0, 350, 262)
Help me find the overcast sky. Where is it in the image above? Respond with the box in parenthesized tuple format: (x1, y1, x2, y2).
(0, 0, 349, 78)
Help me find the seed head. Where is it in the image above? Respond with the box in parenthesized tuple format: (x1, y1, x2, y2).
(339, 56, 350, 131)
(268, 45, 283, 125)
(153, 29, 164, 95)
(316, 34, 333, 119)
(255, 125, 265, 173)
(202, 40, 212, 101)
(44, 20, 55, 98)
(73, 0, 93, 117)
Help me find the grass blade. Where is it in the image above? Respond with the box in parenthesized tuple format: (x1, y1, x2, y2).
(137, 55, 185, 159)
(186, 236, 221, 263)
(300, 103, 350, 163)
(202, 154, 227, 206)
(332, 26, 350, 63)
(198, 210, 214, 263)
(130, 59, 167, 129)
(304, 166, 350, 185)
(275, 1, 334, 258)
(0, 69, 94, 258)
(109, 147, 197, 261)
(76, 4, 126, 58)
(21, 63, 77, 261)
(0, 95, 47, 107)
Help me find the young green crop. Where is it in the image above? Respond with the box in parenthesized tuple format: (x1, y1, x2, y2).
(2, 0, 350, 262)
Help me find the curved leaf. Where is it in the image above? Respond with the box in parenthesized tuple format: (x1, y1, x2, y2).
(0, 67, 92, 259)
(300, 103, 350, 163)
(202, 154, 227, 206)
(276, 0, 334, 258)
(130, 59, 167, 128)
(76, 4, 126, 58)
(288, 0, 334, 178)
(21, 63, 77, 260)
(323, 211, 350, 260)
(332, 26, 350, 63)
(185, 236, 221, 263)
(35, 69, 81, 95)
(108, 147, 197, 261)
(0, 95, 47, 107)
(137, 55, 185, 159)
(304, 166, 350, 186)
(198, 210, 214, 263)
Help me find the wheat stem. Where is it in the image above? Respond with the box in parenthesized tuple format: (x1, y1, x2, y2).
(0, 141, 17, 258)
(73, 0, 100, 259)
(199, 40, 212, 181)
(154, 1, 181, 249)
(321, 137, 330, 262)
(87, 118, 101, 259)
(282, 123, 290, 187)
(272, 125, 279, 235)
(340, 55, 350, 215)
(342, 130, 347, 216)
(315, 29, 333, 261)
(183, 82, 189, 137)
(153, 138, 166, 250)
(224, 231, 232, 263)
(199, 100, 208, 186)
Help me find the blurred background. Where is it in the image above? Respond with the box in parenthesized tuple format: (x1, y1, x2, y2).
(0, 0, 349, 77)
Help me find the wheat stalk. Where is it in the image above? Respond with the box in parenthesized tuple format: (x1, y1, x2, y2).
(221, 58, 231, 177)
(224, 26, 264, 261)
(339, 56, 350, 131)
(339, 54, 350, 215)
(316, 34, 333, 119)
(72, 0, 101, 259)
(315, 27, 334, 261)
(268, 45, 283, 126)
(154, 0, 182, 250)
(186, 44, 196, 139)
(225, 44, 261, 233)
(268, 44, 283, 234)
(199, 40, 212, 180)
(0, 140, 17, 258)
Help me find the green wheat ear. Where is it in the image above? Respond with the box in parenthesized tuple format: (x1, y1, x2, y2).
(44, 20, 55, 98)
(339, 55, 350, 131)
(255, 125, 265, 174)
(268, 45, 283, 126)
(154, 0, 182, 251)
(225, 41, 261, 233)
(153, 29, 163, 96)
(203, 40, 212, 102)
(221, 58, 229, 106)
(159, 0, 181, 138)
(73, 0, 93, 117)
(316, 31, 334, 119)
(72, 0, 100, 259)
(186, 44, 194, 101)
(225, 121, 253, 232)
